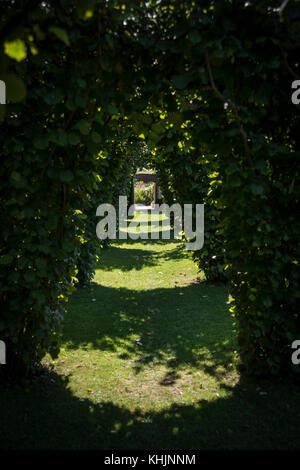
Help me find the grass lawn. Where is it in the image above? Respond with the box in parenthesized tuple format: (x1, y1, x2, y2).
(0, 212, 299, 450)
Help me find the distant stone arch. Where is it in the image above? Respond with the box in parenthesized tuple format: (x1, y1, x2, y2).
(134, 172, 162, 204)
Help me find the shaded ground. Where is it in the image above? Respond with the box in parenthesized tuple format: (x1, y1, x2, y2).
(1, 368, 299, 450)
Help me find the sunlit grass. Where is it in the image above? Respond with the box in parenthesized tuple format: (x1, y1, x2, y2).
(57, 236, 236, 413)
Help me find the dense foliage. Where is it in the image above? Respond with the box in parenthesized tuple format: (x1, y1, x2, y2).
(0, 0, 299, 377)
(152, 125, 226, 282)
(136, 1, 300, 376)
(76, 124, 144, 285)
(0, 1, 139, 374)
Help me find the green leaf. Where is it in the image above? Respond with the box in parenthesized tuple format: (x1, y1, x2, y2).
(94, 113, 104, 124)
(38, 245, 50, 254)
(8, 271, 20, 281)
(4, 39, 27, 62)
(77, 78, 87, 89)
(11, 171, 26, 188)
(35, 258, 47, 273)
(24, 271, 35, 283)
(33, 136, 49, 150)
(76, 0, 96, 20)
(250, 184, 264, 195)
(49, 27, 70, 46)
(68, 132, 80, 145)
(262, 297, 272, 307)
(189, 29, 201, 44)
(45, 215, 58, 230)
(269, 59, 280, 69)
(91, 131, 102, 143)
(171, 74, 191, 90)
(56, 129, 68, 146)
(24, 207, 34, 218)
(0, 253, 14, 265)
(11, 171, 22, 182)
(44, 89, 64, 105)
(76, 120, 91, 135)
(151, 122, 164, 134)
(60, 170, 74, 183)
(106, 104, 118, 115)
(75, 95, 87, 108)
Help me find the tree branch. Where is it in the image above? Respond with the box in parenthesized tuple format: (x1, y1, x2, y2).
(277, 0, 290, 13)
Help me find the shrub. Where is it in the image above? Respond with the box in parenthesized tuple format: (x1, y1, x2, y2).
(135, 182, 154, 205)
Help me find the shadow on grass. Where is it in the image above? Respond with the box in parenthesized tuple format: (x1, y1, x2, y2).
(63, 281, 234, 380)
(0, 367, 299, 450)
(97, 242, 190, 272)
(1, 240, 299, 450)
(64, 241, 232, 381)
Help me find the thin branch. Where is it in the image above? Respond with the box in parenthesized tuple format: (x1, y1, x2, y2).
(64, 110, 76, 130)
(277, 0, 290, 13)
(205, 50, 254, 168)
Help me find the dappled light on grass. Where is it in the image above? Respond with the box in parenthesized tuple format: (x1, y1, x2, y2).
(53, 237, 239, 421)
(63, 240, 236, 381)
(1, 234, 300, 449)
